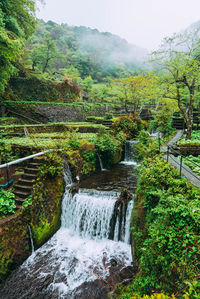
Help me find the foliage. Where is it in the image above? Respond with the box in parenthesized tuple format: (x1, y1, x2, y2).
(134, 130, 159, 161)
(0, 188, 16, 217)
(116, 291, 176, 299)
(22, 195, 32, 208)
(0, 130, 18, 163)
(177, 130, 200, 147)
(0, 0, 36, 93)
(112, 114, 143, 139)
(177, 139, 200, 147)
(64, 129, 96, 175)
(30, 35, 63, 73)
(149, 104, 175, 136)
(3, 100, 107, 107)
(114, 75, 156, 113)
(26, 19, 144, 82)
(121, 157, 200, 298)
(151, 31, 200, 139)
(180, 155, 200, 176)
(93, 129, 122, 167)
(4, 75, 81, 102)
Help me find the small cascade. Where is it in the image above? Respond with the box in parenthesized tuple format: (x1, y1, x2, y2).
(122, 140, 139, 165)
(63, 162, 73, 187)
(61, 189, 132, 242)
(28, 225, 34, 254)
(98, 154, 106, 171)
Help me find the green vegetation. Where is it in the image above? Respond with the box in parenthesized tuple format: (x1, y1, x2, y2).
(181, 155, 200, 176)
(25, 19, 145, 82)
(116, 157, 200, 298)
(0, 0, 36, 93)
(177, 130, 200, 147)
(112, 114, 145, 139)
(151, 31, 200, 139)
(3, 100, 109, 107)
(0, 189, 16, 218)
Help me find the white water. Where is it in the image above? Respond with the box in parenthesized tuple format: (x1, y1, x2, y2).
(98, 154, 107, 171)
(19, 165, 132, 298)
(28, 225, 34, 254)
(121, 140, 140, 166)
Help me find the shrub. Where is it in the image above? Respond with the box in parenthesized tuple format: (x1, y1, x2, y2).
(118, 157, 200, 298)
(94, 129, 122, 167)
(112, 114, 143, 139)
(0, 189, 16, 218)
(131, 157, 200, 296)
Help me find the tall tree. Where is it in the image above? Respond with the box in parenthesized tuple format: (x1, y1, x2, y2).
(151, 31, 200, 139)
(114, 75, 155, 113)
(0, 0, 36, 94)
(30, 35, 63, 73)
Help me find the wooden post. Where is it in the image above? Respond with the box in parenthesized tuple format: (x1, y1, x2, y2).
(167, 146, 169, 162)
(180, 156, 183, 177)
(158, 133, 161, 153)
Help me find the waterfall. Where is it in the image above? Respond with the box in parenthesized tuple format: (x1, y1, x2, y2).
(61, 189, 132, 243)
(98, 154, 106, 171)
(28, 225, 34, 254)
(0, 163, 133, 299)
(122, 140, 139, 165)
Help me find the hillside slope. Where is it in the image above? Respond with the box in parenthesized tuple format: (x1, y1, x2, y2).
(26, 20, 148, 81)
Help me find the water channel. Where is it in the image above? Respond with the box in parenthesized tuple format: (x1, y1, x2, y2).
(0, 142, 138, 299)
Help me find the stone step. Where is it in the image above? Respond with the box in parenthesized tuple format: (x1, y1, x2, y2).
(22, 173, 37, 180)
(14, 190, 29, 199)
(17, 178, 33, 186)
(15, 197, 25, 205)
(15, 184, 32, 193)
(24, 168, 38, 174)
(28, 162, 41, 168)
(33, 157, 45, 163)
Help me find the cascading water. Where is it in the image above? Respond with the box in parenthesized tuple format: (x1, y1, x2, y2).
(28, 225, 34, 254)
(122, 140, 139, 166)
(0, 163, 135, 299)
(98, 154, 106, 171)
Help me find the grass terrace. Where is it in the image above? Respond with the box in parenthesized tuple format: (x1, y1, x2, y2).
(177, 130, 200, 147)
(3, 100, 116, 108)
(1, 132, 97, 148)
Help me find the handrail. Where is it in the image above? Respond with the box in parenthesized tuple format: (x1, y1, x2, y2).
(160, 137, 200, 168)
(0, 149, 61, 169)
(158, 134, 200, 183)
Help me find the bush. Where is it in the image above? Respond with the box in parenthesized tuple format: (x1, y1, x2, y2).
(117, 157, 200, 298)
(0, 189, 16, 218)
(149, 105, 175, 137)
(112, 114, 143, 139)
(94, 130, 122, 167)
(129, 157, 200, 297)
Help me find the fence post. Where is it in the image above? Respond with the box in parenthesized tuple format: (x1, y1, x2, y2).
(167, 146, 169, 162)
(180, 156, 183, 177)
(6, 164, 9, 183)
(158, 133, 161, 153)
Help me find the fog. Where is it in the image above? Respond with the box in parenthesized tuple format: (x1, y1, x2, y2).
(36, 0, 200, 50)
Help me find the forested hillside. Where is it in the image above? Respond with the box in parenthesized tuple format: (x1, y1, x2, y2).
(24, 19, 148, 81)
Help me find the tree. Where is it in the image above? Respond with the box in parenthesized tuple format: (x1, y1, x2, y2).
(0, 0, 36, 94)
(30, 35, 63, 73)
(81, 76, 93, 93)
(114, 75, 155, 113)
(151, 31, 200, 139)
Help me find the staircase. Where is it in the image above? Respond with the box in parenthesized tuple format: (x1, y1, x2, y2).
(14, 159, 43, 205)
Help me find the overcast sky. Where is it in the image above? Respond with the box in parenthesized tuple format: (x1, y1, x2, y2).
(36, 0, 200, 50)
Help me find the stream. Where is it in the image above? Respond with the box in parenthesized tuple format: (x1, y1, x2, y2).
(0, 142, 138, 299)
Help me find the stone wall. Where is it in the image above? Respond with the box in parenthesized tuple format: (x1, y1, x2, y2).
(0, 175, 64, 281)
(36, 105, 106, 122)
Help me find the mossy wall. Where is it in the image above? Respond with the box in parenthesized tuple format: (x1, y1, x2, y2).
(4, 76, 80, 102)
(0, 175, 63, 282)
